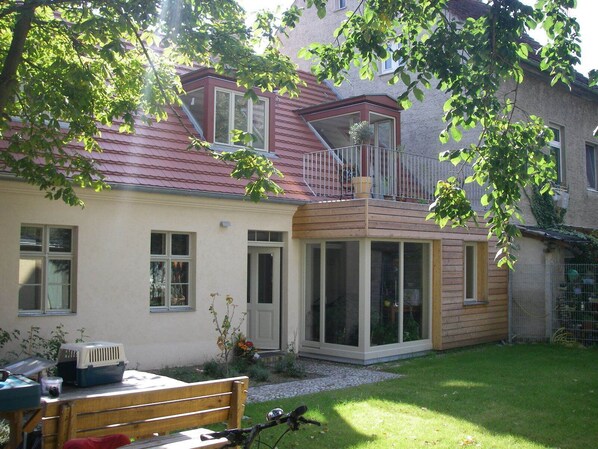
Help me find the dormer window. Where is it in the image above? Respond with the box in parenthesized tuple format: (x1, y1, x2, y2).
(214, 88, 268, 151)
(181, 88, 205, 137)
(180, 70, 273, 153)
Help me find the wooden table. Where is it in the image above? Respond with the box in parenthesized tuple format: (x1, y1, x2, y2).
(1, 370, 187, 449)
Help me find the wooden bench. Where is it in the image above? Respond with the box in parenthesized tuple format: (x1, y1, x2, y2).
(38, 376, 249, 449)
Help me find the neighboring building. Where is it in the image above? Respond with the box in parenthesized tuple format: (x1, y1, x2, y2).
(1, 67, 508, 369)
(281, 0, 598, 343)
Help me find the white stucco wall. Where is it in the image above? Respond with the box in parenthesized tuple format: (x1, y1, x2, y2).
(0, 181, 302, 369)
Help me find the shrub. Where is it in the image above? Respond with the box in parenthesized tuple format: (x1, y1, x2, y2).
(202, 359, 240, 379)
(247, 364, 270, 382)
(274, 352, 306, 379)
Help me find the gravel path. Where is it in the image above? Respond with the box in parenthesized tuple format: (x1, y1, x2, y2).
(247, 359, 400, 403)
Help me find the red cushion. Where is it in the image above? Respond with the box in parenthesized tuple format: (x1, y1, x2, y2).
(63, 434, 131, 449)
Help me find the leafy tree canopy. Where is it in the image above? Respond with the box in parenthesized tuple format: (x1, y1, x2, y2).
(1, 0, 597, 268)
(293, 0, 598, 267)
(0, 0, 302, 204)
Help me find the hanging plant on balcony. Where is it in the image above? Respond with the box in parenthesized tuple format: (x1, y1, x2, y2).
(349, 121, 373, 145)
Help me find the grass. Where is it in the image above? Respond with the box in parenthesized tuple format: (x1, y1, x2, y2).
(240, 344, 598, 449)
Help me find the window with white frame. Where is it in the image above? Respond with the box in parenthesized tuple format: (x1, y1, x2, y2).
(549, 126, 564, 185)
(464, 242, 487, 303)
(380, 43, 402, 75)
(150, 232, 194, 309)
(214, 88, 268, 151)
(19, 225, 75, 314)
(586, 143, 597, 190)
(334, 0, 347, 10)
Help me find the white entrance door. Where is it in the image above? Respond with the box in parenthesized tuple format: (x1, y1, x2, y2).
(247, 247, 281, 350)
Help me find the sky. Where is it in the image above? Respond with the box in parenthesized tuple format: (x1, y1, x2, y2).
(238, 0, 597, 77)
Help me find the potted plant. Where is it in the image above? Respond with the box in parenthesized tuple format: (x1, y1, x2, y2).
(349, 121, 374, 198)
(349, 121, 373, 145)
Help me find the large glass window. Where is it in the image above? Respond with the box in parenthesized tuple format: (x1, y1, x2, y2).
(305, 244, 321, 342)
(150, 232, 193, 309)
(370, 241, 430, 346)
(325, 242, 360, 346)
(403, 243, 430, 342)
(304, 241, 359, 347)
(214, 88, 268, 150)
(19, 225, 75, 314)
(370, 242, 400, 345)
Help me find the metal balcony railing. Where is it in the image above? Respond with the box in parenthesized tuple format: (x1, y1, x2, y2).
(303, 145, 484, 208)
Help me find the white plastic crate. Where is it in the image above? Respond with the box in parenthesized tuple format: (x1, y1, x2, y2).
(58, 341, 126, 368)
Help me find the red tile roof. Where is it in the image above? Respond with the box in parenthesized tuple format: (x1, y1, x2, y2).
(2, 71, 337, 203)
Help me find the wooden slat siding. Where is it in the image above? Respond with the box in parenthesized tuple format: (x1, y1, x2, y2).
(293, 200, 491, 240)
(292, 199, 508, 351)
(439, 238, 508, 349)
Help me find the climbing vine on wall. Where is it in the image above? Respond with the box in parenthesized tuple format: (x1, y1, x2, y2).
(529, 186, 598, 263)
(530, 185, 566, 228)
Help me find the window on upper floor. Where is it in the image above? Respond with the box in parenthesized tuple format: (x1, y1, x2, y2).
(180, 88, 205, 138)
(380, 43, 403, 75)
(19, 225, 76, 314)
(334, 0, 347, 11)
(214, 88, 268, 151)
(181, 84, 270, 152)
(549, 125, 565, 186)
(150, 231, 194, 310)
(587, 143, 597, 190)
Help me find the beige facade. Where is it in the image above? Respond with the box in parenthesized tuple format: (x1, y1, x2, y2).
(0, 181, 302, 369)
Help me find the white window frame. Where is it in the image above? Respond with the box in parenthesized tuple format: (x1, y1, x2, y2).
(549, 125, 564, 186)
(379, 43, 402, 75)
(334, 0, 347, 11)
(150, 231, 195, 311)
(586, 143, 597, 191)
(19, 225, 76, 315)
(214, 87, 269, 151)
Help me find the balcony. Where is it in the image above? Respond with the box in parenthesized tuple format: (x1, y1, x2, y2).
(303, 145, 484, 209)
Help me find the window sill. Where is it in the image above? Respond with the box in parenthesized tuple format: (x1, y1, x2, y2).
(18, 311, 75, 317)
(463, 300, 488, 307)
(150, 306, 195, 313)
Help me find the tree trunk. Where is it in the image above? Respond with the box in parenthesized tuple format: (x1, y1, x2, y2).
(0, 4, 35, 119)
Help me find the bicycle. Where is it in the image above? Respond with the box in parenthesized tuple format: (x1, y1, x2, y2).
(200, 405, 321, 449)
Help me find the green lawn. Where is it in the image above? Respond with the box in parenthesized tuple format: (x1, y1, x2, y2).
(243, 344, 598, 449)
